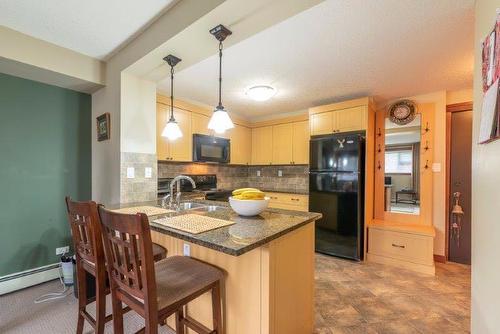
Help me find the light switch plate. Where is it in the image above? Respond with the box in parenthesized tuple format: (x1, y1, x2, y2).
(183, 243, 191, 256)
(257, 170, 261, 177)
(432, 163, 441, 173)
(126, 167, 135, 179)
(145, 167, 152, 178)
(278, 170, 283, 177)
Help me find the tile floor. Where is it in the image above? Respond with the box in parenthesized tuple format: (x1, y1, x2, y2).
(0, 254, 470, 333)
(314, 254, 471, 334)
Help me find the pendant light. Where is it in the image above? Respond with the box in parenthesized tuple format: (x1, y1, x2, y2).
(161, 54, 183, 140)
(208, 24, 234, 134)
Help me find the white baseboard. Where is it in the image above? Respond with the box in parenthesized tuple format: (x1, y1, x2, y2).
(0, 263, 60, 295)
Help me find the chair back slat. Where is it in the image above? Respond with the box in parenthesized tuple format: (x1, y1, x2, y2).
(65, 197, 103, 269)
(98, 207, 157, 309)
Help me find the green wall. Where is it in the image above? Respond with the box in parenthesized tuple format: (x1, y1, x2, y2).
(0, 73, 91, 277)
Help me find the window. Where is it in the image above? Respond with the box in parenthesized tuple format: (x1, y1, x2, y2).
(385, 149, 412, 174)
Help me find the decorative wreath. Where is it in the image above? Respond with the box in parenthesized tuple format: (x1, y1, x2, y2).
(388, 100, 417, 125)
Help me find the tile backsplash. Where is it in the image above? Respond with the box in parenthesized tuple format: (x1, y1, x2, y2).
(121, 152, 157, 203)
(158, 162, 309, 194)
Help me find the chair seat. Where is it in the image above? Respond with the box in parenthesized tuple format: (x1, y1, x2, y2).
(155, 256, 223, 310)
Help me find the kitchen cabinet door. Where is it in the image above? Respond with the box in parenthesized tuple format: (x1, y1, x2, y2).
(272, 123, 293, 164)
(292, 120, 310, 164)
(334, 106, 366, 132)
(251, 126, 273, 165)
(231, 125, 251, 165)
(156, 103, 171, 160)
(310, 111, 334, 135)
(169, 108, 192, 161)
(191, 112, 210, 135)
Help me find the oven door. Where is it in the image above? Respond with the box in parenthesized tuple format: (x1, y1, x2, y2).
(193, 134, 230, 163)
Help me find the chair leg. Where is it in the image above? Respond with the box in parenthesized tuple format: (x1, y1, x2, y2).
(211, 281, 222, 334)
(95, 275, 106, 334)
(144, 312, 158, 334)
(176, 307, 185, 334)
(110, 289, 124, 334)
(75, 266, 87, 334)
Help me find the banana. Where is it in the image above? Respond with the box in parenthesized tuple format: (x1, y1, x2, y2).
(232, 188, 260, 196)
(232, 189, 266, 200)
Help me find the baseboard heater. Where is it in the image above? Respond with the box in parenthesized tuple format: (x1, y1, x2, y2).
(0, 263, 60, 295)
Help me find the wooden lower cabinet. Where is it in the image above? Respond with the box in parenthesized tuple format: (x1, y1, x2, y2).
(151, 223, 315, 334)
(267, 192, 309, 212)
(367, 222, 435, 275)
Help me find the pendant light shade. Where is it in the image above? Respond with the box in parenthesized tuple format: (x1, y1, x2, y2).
(208, 24, 234, 134)
(161, 54, 183, 141)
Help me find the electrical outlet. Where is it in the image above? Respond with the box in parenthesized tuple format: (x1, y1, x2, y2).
(126, 167, 135, 179)
(278, 170, 283, 177)
(145, 167, 152, 178)
(257, 170, 261, 177)
(183, 243, 191, 256)
(56, 246, 70, 255)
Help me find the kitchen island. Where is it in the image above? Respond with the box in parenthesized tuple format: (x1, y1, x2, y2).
(113, 200, 321, 334)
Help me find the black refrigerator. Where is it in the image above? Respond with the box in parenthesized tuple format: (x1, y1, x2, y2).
(309, 131, 365, 261)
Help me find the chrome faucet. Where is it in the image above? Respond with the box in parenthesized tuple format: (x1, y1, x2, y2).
(165, 175, 196, 209)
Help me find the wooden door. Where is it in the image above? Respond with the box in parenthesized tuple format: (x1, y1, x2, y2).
(191, 112, 210, 135)
(272, 123, 293, 164)
(449, 110, 472, 264)
(231, 125, 251, 165)
(251, 126, 273, 165)
(156, 103, 170, 160)
(169, 108, 192, 161)
(292, 120, 310, 164)
(310, 112, 334, 135)
(335, 106, 366, 132)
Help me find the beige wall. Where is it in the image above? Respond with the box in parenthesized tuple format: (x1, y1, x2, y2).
(0, 25, 104, 92)
(381, 89, 472, 257)
(472, 1, 500, 333)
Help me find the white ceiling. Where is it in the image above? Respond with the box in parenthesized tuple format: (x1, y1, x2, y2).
(158, 0, 474, 120)
(0, 0, 175, 59)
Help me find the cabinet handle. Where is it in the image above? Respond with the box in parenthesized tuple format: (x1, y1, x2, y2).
(391, 243, 405, 249)
(291, 198, 300, 201)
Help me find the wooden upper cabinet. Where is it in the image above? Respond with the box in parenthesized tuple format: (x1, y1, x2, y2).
(230, 125, 251, 165)
(310, 105, 367, 136)
(310, 112, 334, 135)
(335, 106, 366, 132)
(251, 126, 273, 165)
(156, 103, 170, 160)
(191, 112, 210, 135)
(272, 123, 293, 164)
(292, 120, 310, 164)
(169, 108, 192, 161)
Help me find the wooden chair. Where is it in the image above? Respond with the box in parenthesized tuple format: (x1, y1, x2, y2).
(98, 206, 224, 334)
(65, 197, 167, 334)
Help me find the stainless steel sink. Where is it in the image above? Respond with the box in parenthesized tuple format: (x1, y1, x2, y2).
(176, 202, 207, 210)
(191, 205, 223, 212)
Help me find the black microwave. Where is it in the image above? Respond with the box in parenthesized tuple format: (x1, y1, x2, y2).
(193, 134, 230, 163)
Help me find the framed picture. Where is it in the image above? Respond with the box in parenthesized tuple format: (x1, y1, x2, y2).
(96, 113, 110, 142)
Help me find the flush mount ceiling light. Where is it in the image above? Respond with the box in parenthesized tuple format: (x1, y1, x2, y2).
(161, 54, 183, 141)
(207, 24, 234, 134)
(246, 85, 276, 101)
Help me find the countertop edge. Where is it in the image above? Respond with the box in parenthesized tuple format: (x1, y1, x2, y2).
(150, 214, 319, 256)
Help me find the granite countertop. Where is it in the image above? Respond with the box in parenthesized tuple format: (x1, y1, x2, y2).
(109, 200, 321, 257)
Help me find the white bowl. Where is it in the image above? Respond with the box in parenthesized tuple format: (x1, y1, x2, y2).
(228, 196, 270, 216)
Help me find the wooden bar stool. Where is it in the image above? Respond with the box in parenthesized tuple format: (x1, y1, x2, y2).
(98, 206, 224, 334)
(65, 197, 167, 334)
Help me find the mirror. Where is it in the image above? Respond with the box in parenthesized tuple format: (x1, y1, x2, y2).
(384, 114, 421, 215)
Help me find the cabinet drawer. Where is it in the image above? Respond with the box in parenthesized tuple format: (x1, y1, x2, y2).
(267, 192, 309, 210)
(368, 228, 433, 266)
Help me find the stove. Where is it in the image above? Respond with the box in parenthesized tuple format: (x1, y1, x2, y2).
(158, 174, 233, 202)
